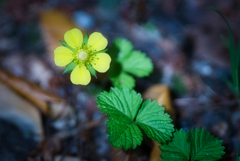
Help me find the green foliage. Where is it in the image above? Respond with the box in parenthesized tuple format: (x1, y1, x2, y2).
(236, 145, 240, 161)
(110, 72, 135, 89)
(171, 75, 188, 96)
(108, 38, 153, 89)
(59, 40, 76, 53)
(62, 61, 77, 74)
(97, 87, 142, 120)
(114, 38, 133, 61)
(120, 50, 153, 77)
(107, 114, 142, 150)
(86, 64, 97, 78)
(136, 100, 174, 144)
(190, 127, 225, 160)
(210, 7, 240, 97)
(82, 32, 89, 48)
(160, 128, 225, 161)
(160, 129, 190, 161)
(97, 87, 174, 150)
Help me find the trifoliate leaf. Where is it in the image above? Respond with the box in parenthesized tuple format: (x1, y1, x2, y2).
(114, 38, 133, 61)
(97, 87, 175, 150)
(86, 64, 97, 78)
(97, 87, 142, 120)
(110, 72, 135, 90)
(136, 100, 174, 143)
(120, 50, 153, 77)
(62, 61, 78, 74)
(107, 114, 142, 150)
(159, 129, 190, 161)
(59, 40, 76, 53)
(82, 32, 89, 48)
(189, 127, 225, 161)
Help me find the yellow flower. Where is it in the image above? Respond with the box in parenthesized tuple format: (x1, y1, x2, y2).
(54, 28, 111, 85)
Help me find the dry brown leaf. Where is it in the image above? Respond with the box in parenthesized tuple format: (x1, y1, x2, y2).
(143, 84, 175, 119)
(149, 141, 162, 161)
(111, 149, 138, 161)
(0, 81, 43, 139)
(0, 69, 71, 118)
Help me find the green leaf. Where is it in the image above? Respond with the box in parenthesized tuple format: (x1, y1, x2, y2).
(62, 61, 78, 74)
(223, 77, 239, 97)
(220, 34, 230, 49)
(136, 100, 174, 143)
(237, 40, 240, 69)
(82, 32, 89, 48)
(97, 87, 175, 150)
(97, 87, 142, 120)
(86, 64, 97, 78)
(160, 128, 225, 161)
(209, 7, 236, 55)
(93, 48, 108, 54)
(107, 41, 120, 62)
(120, 50, 153, 77)
(108, 60, 122, 78)
(107, 114, 142, 150)
(110, 72, 135, 90)
(59, 40, 76, 53)
(114, 38, 133, 61)
(159, 129, 190, 161)
(209, 7, 238, 90)
(97, 88, 143, 149)
(190, 127, 225, 161)
(236, 144, 240, 161)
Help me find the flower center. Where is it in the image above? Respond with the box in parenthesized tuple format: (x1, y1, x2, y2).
(77, 50, 88, 61)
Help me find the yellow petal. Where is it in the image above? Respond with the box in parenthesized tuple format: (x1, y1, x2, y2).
(64, 28, 83, 48)
(70, 65, 91, 85)
(88, 32, 108, 51)
(91, 53, 111, 73)
(54, 46, 73, 66)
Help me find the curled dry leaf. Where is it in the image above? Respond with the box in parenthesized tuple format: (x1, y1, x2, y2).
(0, 81, 43, 139)
(143, 84, 175, 120)
(0, 69, 72, 118)
(111, 148, 139, 161)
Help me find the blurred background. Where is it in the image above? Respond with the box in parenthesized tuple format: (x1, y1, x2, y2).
(0, 0, 239, 160)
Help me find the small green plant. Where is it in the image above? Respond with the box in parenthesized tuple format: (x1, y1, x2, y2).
(54, 28, 226, 160)
(159, 128, 225, 161)
(108, 38, 153, 89)
(97, 87, 174, 150)
(210, 7, 240, 98)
